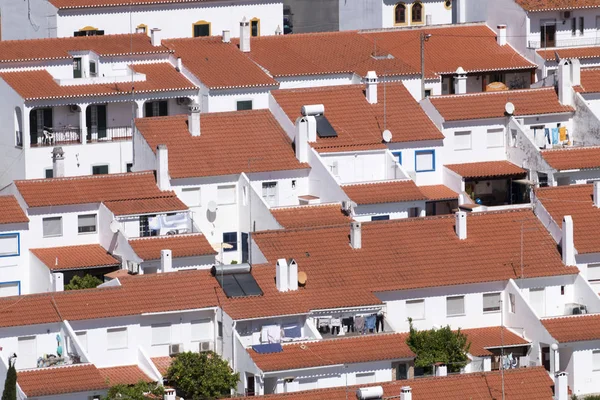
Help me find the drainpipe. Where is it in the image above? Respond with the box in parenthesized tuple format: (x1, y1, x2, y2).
(232, 320, 237, 397)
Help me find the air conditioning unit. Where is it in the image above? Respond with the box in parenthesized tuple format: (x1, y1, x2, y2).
(198, 341, 214, 353)
(169, 343, 183, 355)
(69, 105, 79, 113)
(127, 261, 139, 274)
(176, 97, 191, 106)
(560, 11, 571, 19)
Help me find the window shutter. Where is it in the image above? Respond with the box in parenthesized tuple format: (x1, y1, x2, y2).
(43, 217, 62, 237)
(415, 151, 434, 172)
(454, 131, 472, 150)
(446, 296, 465, 316)
(483, 293, 501, 312)
(191, 319, 212, 341)
(588, 264, 600, 281)
(406, 299, 425, 319)
(107, 328, 128, 350)
(151, 323, 171, 346)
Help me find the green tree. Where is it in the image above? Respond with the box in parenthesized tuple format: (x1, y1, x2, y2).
(406, 318, 471, 373)
(65, 274, 103, 290)
(166, 351, 239, 400)
(103, 381, 164, 400)
(2, 358, 17, 400)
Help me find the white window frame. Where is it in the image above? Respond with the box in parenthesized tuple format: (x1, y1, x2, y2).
(483, 292, 501, 313)
(446, 295, 465, 317)
(77, 214, 97, 234)
(107, 327, 128, 350)
(487, 128, 504, 148)
(262, 181, 278, 207)
(217, 185, 236, 205)
(454, 131, 472, 151)
(0, 234, 19, 257)
(151, 323, 171, 346)
(406, 299, 425, 320)
(43, 216, 63, 237)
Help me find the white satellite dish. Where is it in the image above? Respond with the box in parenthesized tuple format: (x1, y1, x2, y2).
(505, 102, 515, 115)
(382, 129, 393, 143)
(207, 201, 218, 213)
(109, 220, 120, 233)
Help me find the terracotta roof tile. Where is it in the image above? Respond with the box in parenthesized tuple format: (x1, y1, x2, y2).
(418, 185, 459, 201)
(31, 244, 120, 271)
(98, 365, 153, 386)
(0, 195, 28, 224)
(151, 356, 173, 376)
(538, 46, 600, 61)
(445, 161, 527, 179)
(542, 314, 600, 342)
(272, 83, 443, 150)
(515, 0, 600, 11)
(50, 0, 222, 9)
(342, 180, 427, 205)
(15, 171, 166, 208)
(541, 146, 600, 171)
(250, 333, 414, 372)
(163, 37, 277, 89)
(462, 327, 530, 357)
(17, 364, 108, 397)
(579, 68, 600, 93)
(135, 111, 309, 179)
(535, 184, 600, 254)
(429, 88, 574, 121)
(0, 63, 194, 101)
(103, 193, 188, 216)
(129, 233, 216, 260)
(271, 204, 351, 229)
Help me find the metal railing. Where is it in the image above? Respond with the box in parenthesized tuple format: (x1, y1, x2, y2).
(529, 36, 600, 49)
(86, 126, 132, 143)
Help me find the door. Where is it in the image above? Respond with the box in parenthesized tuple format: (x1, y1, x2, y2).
(541, 23, 556, 47)
(29, 108, 52, 144)
(541, 346, 551, 371)
(18, 336, 37, 369)
(144, 101, 168, 117)
(86, 105, 107, 140)
(246, 374, 255, 396)
(73, 57, 82, 78)
(529, 288, 545, 317)
(241, 232, 249, 263)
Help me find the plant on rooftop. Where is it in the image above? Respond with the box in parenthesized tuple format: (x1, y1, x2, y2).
(103, 381, 164, 400)
(2, 357, 17, 400)
(65, 274, 103, 290)
(166, 351, 239, 400)
(406, 318, 470, 374)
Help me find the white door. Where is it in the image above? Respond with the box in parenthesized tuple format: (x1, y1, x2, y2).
(17, 336, 37, 369)
(529, 288, 545, 317)
(0, 282, 19, 297)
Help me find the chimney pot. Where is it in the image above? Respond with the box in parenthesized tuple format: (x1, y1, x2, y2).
(436, 365, 447, 377)
(239, 17, 251, 52)
(150, 28, 162, 47)
(558, 59, 573, 106)
(454, 66, 467, 95)
(161, 249, 172, 273)
(275, 25, 283, 35)
(276, 258, 289, 292)
(288, 259, 298, 291)
(294, 113, 317, 163)
(400, 386, 412, 400)
(52, 146, 65, 178)
(350, 221, 362, 249)
(455, 211, 467, 240)
(497, 24, 507, 46)
(594, 181, 600, 208)
(156, 144, 170, 191)
(188, 101, 201, 137)
(222, 30, 231, 43)
(365, 71, 378, 104)
(555, 372, 568, 400)
(561, 215, 575, 265)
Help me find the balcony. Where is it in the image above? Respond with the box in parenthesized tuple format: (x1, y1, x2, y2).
(30, 126, 132, 147)
(86, 126, 132, 143)
(528, 37, 600, 49)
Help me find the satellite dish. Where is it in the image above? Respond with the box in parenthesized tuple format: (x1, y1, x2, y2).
(505, 102, 515, 115)
(207, 201, 218, 213)
(109, 220, 120, 233)
(382, 129, 393, 143)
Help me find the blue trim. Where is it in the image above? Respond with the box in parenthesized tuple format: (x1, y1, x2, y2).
(0, 232, 20, 258)
(414, 150, 436, 173)
(392, 151, 402, 165)
(0, 281, 21, 295)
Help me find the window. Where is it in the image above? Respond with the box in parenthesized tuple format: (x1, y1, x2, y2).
(89, 60, 97, 78)
(371, 215, 390, 221)
(580, 17, 585, 35)
(45, 169, 53, 178)
(593, 350, 600, 371)
(78, 214, 97, 234)
(588, 263, 600, 282)
(136, 24, 148, 34)
(139, 215, 158, 237)
(250, 18, 260, 37)
(392, 151, 402, 164)
(424, 89, 432, 97)
(75, 331, 88, 352)
(191, 319, 212, 341)
(193, 21, 211, 37)
(356, 372, 376, 385)
(0, 234, 19, 257)
(92, 165, 109, 175)
(218, 321, 223, 337)
(126, 163, 133, 173)
(73, 57, 82, 78)
(151, 323, 171, 346)
(43, 216, 62, 237)
(446, 295, 465, 316)
(572, 18, 577, 36)
(454, 131, 472, 150)
(217, 185, 236, 205)
(223, 232, 238, 252)
(411, 2, 423, 23)
(487, 128, 504, 148)
(483, 292, 501, 313)
(181, 187, 201, 206)
(509, 293, 516, 313)
(237, 100, 253, 111)
(0, 282, 20, 297)
(144, 101, 168, 117)
(262, 182, 277, 206)
(409, 207, 420, 218)
(394, 3, 407, 25)
(415, 150, 435, 172)
(406, 299, 425, 320)
(107, 327, 127, 350)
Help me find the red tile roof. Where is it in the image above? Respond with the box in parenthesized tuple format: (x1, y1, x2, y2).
(250, 333, 414, 372)
(538, 46, 600, 61)
(418, 185, 459, 201)
(462, 327, 530, 357)
(30, 244, 120, 271)
(542, 314, 600, 343)
(342, 180, 427, 205)
(151, 356, 173, 376)
(128, 233, 216, 260)
(445, 161, 527, 179)
(0, 195, 28, 224)
(541, 147, 600, 171)
(0, 34, 169, 63)
(15, 171, 165, 208)
(103, 193, 188, 216)
(0, 63, 194, 101)
(515, 0, 600, 11)
(429, 88, 574, 121)
(50, 0, 221, 9)
(135, 111, 309, 179)
(578, 68, 600, 93)
(17, 364, 108, 397)
(271, 204, 351, 229)
(98, 365, 153, 386)
(163, 37, 277, 89)
(535, 184, 600, 254)
(272, 83, 443, 151)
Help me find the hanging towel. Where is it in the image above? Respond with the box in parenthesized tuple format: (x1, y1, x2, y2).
(365, 315, 376, 330)
(544, 128, 551, 145)
(559, 126, 567, 142)
(260, 325, 281, 343)
(354, 316, 365, 332)
(534, 130, 546, 148)
(551, 128, 559, 144)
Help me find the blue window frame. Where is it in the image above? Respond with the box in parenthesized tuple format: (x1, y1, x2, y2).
(392, 151, 402, 165)
(371, 215, 390, 221)
(0, 233, 20, 258)
(414, 150, 436, 173)
(0, 281, 21, 296)
(223, 232, 238, 252)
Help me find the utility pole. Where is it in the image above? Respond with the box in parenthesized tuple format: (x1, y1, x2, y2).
(420, 32, 432, 101)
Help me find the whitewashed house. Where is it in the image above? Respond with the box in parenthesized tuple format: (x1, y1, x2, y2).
(0, 196, 29, 297)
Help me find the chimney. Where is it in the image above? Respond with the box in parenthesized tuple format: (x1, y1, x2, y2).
(454, 67, 467, 95)
(561, 215, 575, 265)
(222, 30, 231, 43)
(150, 28, 162, 47)
(276, 258, 289, 292)
(188, 101, 201, 137)
(497, 24, 507, 46)
(455, 211, 467, 240)
(288, 259, 298, 291)
(570, 58, 581, 86)
(176, 57, 183, 72)
(400, 386, 412, 400)
(350, 221, 362, 249)
(436, 364, 447, 377)
(52, 146, 65, 178)
(558, 59, 573, 106)
(240, 17, 251, 53)
(161, 249, 172, 273)
(594, 181, 600, 208)
(365, 70, 378, 104)
(554, 372, 568, 400)
(164, 388, 176, 400)
(294, 108, 318, 163)
(53, 272, 64, 292)
(156, 144, 170, 190)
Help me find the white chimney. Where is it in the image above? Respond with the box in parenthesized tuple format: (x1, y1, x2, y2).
(350, 221, 362, 249)
(594, 181, 600, 208)
(156, 144, 170, 191)
(53, 272, 64, 292)
(294, 115, 317, 163)
(188, 101, 201, 137)
(558, 59, 573, 106)
(454, 66, 467, 95)
(240, 17, 251, 53)
(52, 146, 65, 178)
(288, 259, 298, 291)
(436, 364, 447, 377)
(161, 249, 172, 273)
(425, 14, 432, 25)
(276, 258, 289, 292)
(365, 70, 378, 104)
(554, 372, 568, 400)
(176, 57, 183, 72)
(497, 24, 507, 46)
(222, 30, 231, 43)
(164, 388, 176, 400)
(561, 215, 575, 265)
(150, 28, 162, 47)
(455, 211, 467, 240)
(275, 25, 283, 35)
(400, 386, 412, 400)
(571, 58, 581, 86)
